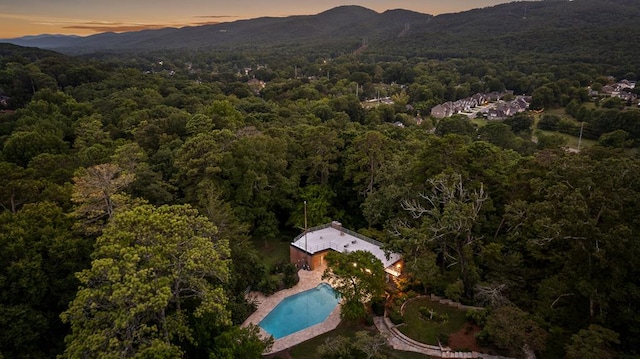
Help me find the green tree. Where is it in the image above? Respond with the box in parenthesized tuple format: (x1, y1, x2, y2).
(111, 142, 175, 204)
(597, 129, 632, 148)
(536, 132, 567, 150)
(200, 99, 244, 131)
(173, 129, 234, 203)
(435, 116, 476, 138)
(2, 130, 68, 167)
(61, 204, 230, 358)
(72, 114, 110, 151)
(0, 162, 42, 213)
(503, 112, 534, 135)
(316, 331, 387, 359)
(565, 325, 620, 359)
(316, 335, 354, 359)
(298, 125, 343, 185)
(502, 152, 640, 351)
(71, 163, 135, 232)
(484, 306, 547, 357)
(322, 250, 385, 321)
(353, 330, 388, 359)
(0, 202, 90, 359)
(209, 325, 273, 359)
(344, 130, 392, 197)
(531, 85, 556, 109)
(477, 122, 518, 150)
(289, 185, 338, 229)
(219, 133, 294, 240)
(398, 172, 487, 298)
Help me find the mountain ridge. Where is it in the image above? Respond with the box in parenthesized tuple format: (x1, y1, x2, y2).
(1, 0, 638, 58)
(0, 5, 431, 53)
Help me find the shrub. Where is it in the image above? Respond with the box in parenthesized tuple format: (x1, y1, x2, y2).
(466, 309, 488, 326)
(258, 275, 280, 296)
(389, 309, 404, 325)
(475, 330, 491, 347)
(228, 295, 258, 325)
(282, 272, 299, 288)
(438, 313, 449, 323)
(419, 307, 449, 323)
(364, 313, 375, 326)
(370, 296, 386, 316)
(444, 279, 463, 302)
(393, 293, 407, 307)
(317, 335, 353, 359)
(419, 306, 433, 319)
(395, 276, 412, 292)
(270, 260, 285, 274)
(437, 333, 449, 346)
(282, 263, 299, 288)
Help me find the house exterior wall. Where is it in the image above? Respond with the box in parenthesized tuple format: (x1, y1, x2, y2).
(290, 245, 330, 270)
(290, 245, 308, 268)
(310, 250, 329, 269)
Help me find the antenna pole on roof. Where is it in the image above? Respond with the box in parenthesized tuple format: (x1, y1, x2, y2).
(304, 201, 309, 267)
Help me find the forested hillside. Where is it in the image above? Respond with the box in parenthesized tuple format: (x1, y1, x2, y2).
(4, 0, 640, 64)
(1, 0, 640, 358)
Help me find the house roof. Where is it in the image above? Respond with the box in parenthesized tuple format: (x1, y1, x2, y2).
(291, 222, 402, 270)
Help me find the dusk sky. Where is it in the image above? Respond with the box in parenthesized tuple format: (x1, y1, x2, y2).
(0, 0, 516, 38)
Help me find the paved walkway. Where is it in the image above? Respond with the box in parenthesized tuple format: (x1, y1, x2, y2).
(242, 266, 342, 355)
(243, 267, 513, 358)
(375, 316, 513, 359)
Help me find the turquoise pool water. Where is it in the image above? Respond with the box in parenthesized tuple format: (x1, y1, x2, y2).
(259, 283, 339, 339)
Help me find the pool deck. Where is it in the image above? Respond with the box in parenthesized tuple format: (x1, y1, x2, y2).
(242, 265, 341, 354)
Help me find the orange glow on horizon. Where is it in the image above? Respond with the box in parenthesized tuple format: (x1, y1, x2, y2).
(0, 16, 232, 38)
(0, 1, 517, 38)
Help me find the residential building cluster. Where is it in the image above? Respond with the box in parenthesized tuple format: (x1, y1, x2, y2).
(430, 91, 530, 119)
(590, 79, 638, 104)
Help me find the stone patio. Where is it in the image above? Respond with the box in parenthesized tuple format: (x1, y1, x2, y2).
(241, 265, 342, 354)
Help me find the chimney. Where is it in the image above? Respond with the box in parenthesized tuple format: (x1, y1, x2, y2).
(331, 221, 342, 231)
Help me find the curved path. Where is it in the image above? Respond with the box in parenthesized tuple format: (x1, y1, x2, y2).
(374, 316, 513, 359)
(243, 267, 512, 358)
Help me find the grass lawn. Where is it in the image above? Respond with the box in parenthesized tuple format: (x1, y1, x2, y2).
(269, 321, 431, 359)
(471, 118, 489, 127)
(252, 234, 293, 269)
(543, 107, 569, 116)
(398, 298, 468, 346)
(535, 129, 597, 150)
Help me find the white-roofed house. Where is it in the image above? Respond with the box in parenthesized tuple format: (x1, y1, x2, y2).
(290, 221, 403, 278)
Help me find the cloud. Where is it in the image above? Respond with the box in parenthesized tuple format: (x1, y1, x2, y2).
(63, 21, 225, 32)
(61, 17, 229, 33)
(64, 24, 170, 32)
(193, 15, 239, 19)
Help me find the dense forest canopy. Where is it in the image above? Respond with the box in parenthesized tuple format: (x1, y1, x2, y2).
(1, 0, 639, 358)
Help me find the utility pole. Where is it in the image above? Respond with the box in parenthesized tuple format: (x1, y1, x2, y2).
(577, 122, 584, 151)
(304, 201, 309, 269)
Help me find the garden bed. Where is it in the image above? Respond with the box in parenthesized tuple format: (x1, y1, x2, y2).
(397, 297, 470, 347)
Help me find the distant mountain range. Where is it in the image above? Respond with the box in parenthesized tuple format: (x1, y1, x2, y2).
(1, 0, 639, 59)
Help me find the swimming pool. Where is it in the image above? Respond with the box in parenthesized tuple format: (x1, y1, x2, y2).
(259, 283, 339, 339)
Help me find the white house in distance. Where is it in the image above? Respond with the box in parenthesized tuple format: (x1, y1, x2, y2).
(290, 221, 403, 277)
